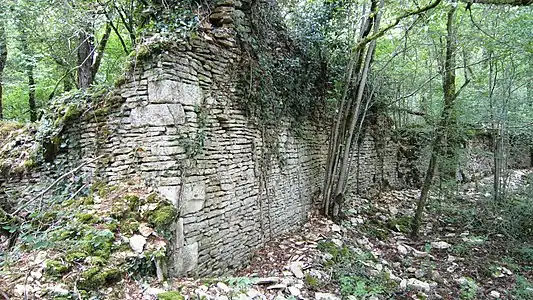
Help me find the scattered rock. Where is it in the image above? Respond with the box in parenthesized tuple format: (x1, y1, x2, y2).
(217, 282, 231, 293)
(139, 223, 155, 237)
(430, 271, 444, 283)
(30, 271, 42, 280)
(411, 248, 429, 258)
(415, 269, 426, 279)
(289, 262, 304, 279)
(397, 244, 408, 255)
(14, 284, 34, 297)
(400, 279, 407, 290)
(431, 241, 451, 249)
(233, 293, 249, 300)
(267, 284, 287, 290)
(315, 292, 341, 300)
(255, 277, 281, 285)
(331, 238, 343, 247)
(247, 288, 263, 298)
(331, 224, 341, 232)
(50, 284, 69, 296)
(407, 278, 431, 292)
(288, 286, 301, 297)
(145, 287, 164, 296)
(130, 234, 147, 253)
(489, 290, 501, 298)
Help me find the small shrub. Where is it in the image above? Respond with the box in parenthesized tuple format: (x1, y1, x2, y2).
(512, 276, 533, 299)
(459, 277, 478, 300)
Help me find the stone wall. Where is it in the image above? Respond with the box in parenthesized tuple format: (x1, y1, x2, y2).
(0, 0, 403, 276)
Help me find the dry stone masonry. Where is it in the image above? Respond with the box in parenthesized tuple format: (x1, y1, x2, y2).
(0, 0, 490, 277)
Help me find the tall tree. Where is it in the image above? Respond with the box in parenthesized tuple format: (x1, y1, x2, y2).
(321, 0, 443, 219)
(77, 18, 112, 89)
(0, 20, 7, 120)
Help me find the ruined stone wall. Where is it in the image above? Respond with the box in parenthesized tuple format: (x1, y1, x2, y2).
(346, 120, 402, 199)
(0, 0, 403, 276)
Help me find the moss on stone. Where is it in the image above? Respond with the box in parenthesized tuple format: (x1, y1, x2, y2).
(114, 75, 127, 88)
(45, 260, 70, 277)
(65, 251, 88, 263)
(105, 222, 119, 232)
(82, 196, 95, 205)
(75, 213, 99, 224)
(111, 194, 140, 220)
(78, 229, 115, 259)
(78, 266, 123, 290)
(120, 218, 140, 235)
(125, 195, 140, 211)
(90, 181, 116, 198)
(146, 193, 158, 204)
(147, 204, 178, 229)
(157, 291, 185, 300)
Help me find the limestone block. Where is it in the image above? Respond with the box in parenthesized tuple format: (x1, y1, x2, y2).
(182, 182, 206, 215)
(158, 186, 181, 207)
(182, 242, 199, 273)
(130, 104, 185, 127)
(148, 79, 202, 106)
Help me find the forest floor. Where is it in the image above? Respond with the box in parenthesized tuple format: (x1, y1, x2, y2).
(2, 170, 533, 299)
(161, 169, 533, 300)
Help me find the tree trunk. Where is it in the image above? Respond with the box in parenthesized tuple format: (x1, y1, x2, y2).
(77, 21, 112, 89)
(321, 0, 443, 220)
(322, 0, 378, 217)
(91, 22, 112, 81)
(411, 1, 461, 238)
(493, 128, 502, 201)
(0, 20, 7, 120)
(28, 62, 37, 122)
(77, 30, 94, 89)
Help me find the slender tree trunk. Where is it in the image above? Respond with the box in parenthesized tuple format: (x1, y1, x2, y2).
(411, 1, 461, 238)
(321, 0, 443, 220)
(323, 0, 378, 217)
(28, 62, 37, 122)
(91, 22, 112, 80)
(20, 30, 37, 122)
(0, 20, 7, 120)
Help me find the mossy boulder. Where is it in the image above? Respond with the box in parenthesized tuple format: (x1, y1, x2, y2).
(75, 213, 100, 224)
(111, 194, 140, 219)
(78, 229, 115, 259)
(120, 218, 140, 235)
(45, 260, 70, 277)
(147, 203, 178, 230)
(65, 251, 88, 263)
(78, 266, 123, 290)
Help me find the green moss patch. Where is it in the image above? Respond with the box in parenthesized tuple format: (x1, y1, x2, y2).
(78, 266, 123, 290)
(147, 204, 178, 230)
(157, 291, 185, 300)
(45, 260, 71, 277)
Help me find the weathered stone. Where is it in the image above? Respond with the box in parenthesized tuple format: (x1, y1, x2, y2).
(130, 235, 146, 253)
(431, 241, 451, 249)
(407, 278, 431, 292)
(130, 104, 185, 127)
(315, 292, 341, 300)
(148, 79, 202, 106)
(182, 242, 199, 272)
(181, 182, 206, 215)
